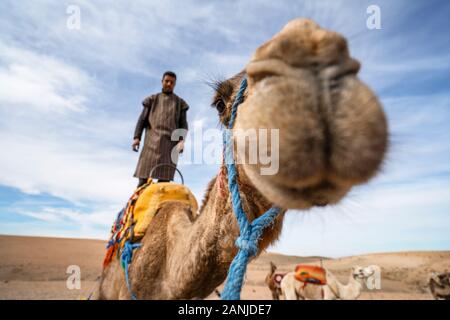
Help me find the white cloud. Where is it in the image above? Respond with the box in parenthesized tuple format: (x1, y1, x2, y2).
(16, 206, 116, 227)
(0, 41, 94, 113)
(0, 130, 136, 205)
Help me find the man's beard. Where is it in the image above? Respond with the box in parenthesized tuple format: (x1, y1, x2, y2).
(162, 87, 173, 94)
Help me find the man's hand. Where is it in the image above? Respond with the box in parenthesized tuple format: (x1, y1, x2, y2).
(132, 138, 140, 152)
(176, 140, 184, 154)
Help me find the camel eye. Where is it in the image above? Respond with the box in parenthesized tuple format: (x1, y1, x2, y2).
(215, 99, 226, 114)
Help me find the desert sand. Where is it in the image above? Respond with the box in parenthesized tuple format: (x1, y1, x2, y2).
(0, 234, 448, 300)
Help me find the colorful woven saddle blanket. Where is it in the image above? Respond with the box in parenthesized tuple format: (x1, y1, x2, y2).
(102, 179, 198, 268)
(294, 265, 327, 285)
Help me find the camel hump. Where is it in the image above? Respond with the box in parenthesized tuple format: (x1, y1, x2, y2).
(133, 181, 199, 238)
(294, 265, 327, 285)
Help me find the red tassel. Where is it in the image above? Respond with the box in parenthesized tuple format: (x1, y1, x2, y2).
(102, 243, 118, 269)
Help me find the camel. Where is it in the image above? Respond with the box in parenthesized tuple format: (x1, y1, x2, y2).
(93, 18, 388, 299)
(265, 262, 284, 300)
(428, 272, 450, 300)
(280, 266, 371, 300)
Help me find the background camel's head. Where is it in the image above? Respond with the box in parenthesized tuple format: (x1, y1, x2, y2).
(429, 272, 441, 284)
(429, 272, 450, 285)
(212, 18, 388, 210)
(362, 265, 379, 277)
(352, 266, 367, 280)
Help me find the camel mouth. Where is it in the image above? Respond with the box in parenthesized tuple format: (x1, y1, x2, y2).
(353, 272, 366, 280)
(269, 179, 351, 209)
(242, 162, 351, 209)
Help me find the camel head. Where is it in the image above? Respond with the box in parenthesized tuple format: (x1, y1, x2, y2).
(211, 18, 388, 210)
(429, 272, 450, 286)
(362, 265, 378, 278)
(351, 265, 368, 281)
(429, 272, 441, 284)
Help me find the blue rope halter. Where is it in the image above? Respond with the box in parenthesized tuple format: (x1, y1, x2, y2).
(221, 77, 282, 300)
(121, 240, 142, 300)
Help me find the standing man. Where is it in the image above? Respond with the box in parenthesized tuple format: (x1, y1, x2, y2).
(132, 71, 189, 187)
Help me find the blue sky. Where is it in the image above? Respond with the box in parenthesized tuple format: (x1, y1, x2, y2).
(0, 0, 449, 257)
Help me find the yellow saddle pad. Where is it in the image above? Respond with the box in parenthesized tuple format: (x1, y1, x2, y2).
(132, 180, 198, 239)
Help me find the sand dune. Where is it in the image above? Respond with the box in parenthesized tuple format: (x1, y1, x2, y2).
(0, 235, 448, 300)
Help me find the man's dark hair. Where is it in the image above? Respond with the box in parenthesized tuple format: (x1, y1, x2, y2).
(162, 71, 177, 80)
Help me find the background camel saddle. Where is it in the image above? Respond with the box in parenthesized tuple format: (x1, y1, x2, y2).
(294, 265, 327, 285)
(133, 181, 199, 238)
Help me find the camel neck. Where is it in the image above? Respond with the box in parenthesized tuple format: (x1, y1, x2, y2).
(198, 168, 286, 255)
(167, 172, 284, 298)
